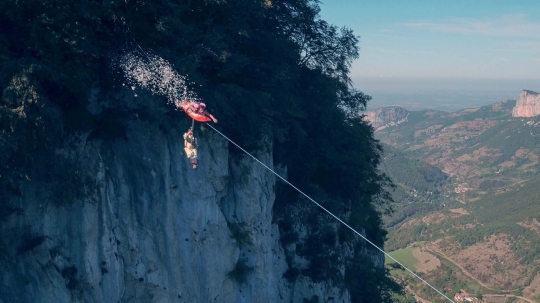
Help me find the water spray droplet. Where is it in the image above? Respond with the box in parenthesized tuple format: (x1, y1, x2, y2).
(116, 51, 200, 106)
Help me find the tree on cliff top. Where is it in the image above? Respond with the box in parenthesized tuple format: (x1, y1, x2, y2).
(0, 0, 383, 202)
(1, 0, 396, 301)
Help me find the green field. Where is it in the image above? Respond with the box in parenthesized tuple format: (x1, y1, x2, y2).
(466, 280, 481, 292)
(387, 247, 486, 302)
(385, 247, 418, 270)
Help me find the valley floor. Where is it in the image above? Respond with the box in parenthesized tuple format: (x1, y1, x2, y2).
(387, 242, 540, 303)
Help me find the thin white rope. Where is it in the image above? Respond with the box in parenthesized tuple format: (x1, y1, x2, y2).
(123, 32, 452, 302)
(207, 123, 454, 303)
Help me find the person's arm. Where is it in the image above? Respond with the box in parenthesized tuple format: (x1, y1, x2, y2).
(183, 134, 188, 147)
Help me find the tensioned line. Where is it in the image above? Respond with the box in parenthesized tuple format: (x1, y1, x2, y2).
(124, 31, 453, 302)
(207, 123, 454, 303)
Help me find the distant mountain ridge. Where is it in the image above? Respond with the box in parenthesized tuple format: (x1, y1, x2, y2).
(365, 90, 540, 128)
(376, 90, 540, 300)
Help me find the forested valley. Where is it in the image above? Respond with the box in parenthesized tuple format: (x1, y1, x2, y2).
(374, 103, 540, 302)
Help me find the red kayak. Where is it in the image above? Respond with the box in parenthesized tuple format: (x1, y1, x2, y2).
(179, 101, 212, 122)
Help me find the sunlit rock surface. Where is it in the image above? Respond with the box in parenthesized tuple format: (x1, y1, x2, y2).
(0, 98, 366, 302)
(364, 106, 409, 131)
(512, 90, 540, 117)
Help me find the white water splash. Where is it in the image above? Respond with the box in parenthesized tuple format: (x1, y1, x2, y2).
(115, 51, 200, 107)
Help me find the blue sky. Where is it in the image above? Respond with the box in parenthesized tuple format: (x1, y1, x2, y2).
(319, 1, 540, 83)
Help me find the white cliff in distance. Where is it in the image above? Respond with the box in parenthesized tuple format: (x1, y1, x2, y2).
(512, 90, 540, 118)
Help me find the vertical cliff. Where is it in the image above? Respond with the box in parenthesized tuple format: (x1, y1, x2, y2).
(1, 1, 393, 301)
(512, 90, 540, 117)
(0, 94, 369, 303)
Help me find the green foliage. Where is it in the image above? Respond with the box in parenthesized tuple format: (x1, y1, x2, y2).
(380, 143, 451, 227)
(475, 291, 483, 300)
(381, 144, 450, 194)
(278, 220, 299, 246)
(276, 185, 390, 290)
(1, 0, 393, 299)
(0, 0, 123, 207)
(227, 222, 252, 248)
(377, 101, 540, 296)
(226, 259, 253, 285)
(277, 196, 344, 283)
(349, 203, 388, 247)
(321, 225, 336, 246)
(87, 110, 128, 141)
(392, 293, 418, 303)
(388, 178, 540, 294)
(345, 249, 403, 303)
(452, 118, 540, 166)
(1, 0, 384, 206)
(391, 256, 460, 303)
(454, 179, 540, 256)
(299, 232, 341, 282)
(386, 247, 418, 270)
(61, 265, 81, 294)
(386, 224, 431, 251)
(376, 103, 540, 196)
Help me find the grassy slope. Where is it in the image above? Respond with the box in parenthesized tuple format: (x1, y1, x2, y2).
(376, 101, 540, 301)
(386, 247, 418, 269)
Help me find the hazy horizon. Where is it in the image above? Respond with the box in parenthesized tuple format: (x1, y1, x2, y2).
(354, 77, 539, 111)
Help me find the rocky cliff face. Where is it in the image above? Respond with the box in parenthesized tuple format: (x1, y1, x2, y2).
(0, 93, 372, 302)
(512, 90, 540, 117)
(364, 106, 409, 131)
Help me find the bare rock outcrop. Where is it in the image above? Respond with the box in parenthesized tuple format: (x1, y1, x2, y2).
(364, 106, 409, 131)
(512, 90, 540, 117)
(0, 91, 376, 303)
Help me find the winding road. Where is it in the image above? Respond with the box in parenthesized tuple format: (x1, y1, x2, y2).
(424, 248, 539, 303)
(426, 248, 520, 293)
(483, 294, 536, 303)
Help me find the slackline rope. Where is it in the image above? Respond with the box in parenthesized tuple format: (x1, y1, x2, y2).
(206, 123, 454, 303)
(123, 31, 452, 302)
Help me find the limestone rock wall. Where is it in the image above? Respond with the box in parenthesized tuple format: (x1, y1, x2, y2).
(1, 120, 273, 302)
(512, 90, 540, 117)
(364, 106, 409, 131)
(0, 99, 364, 302)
